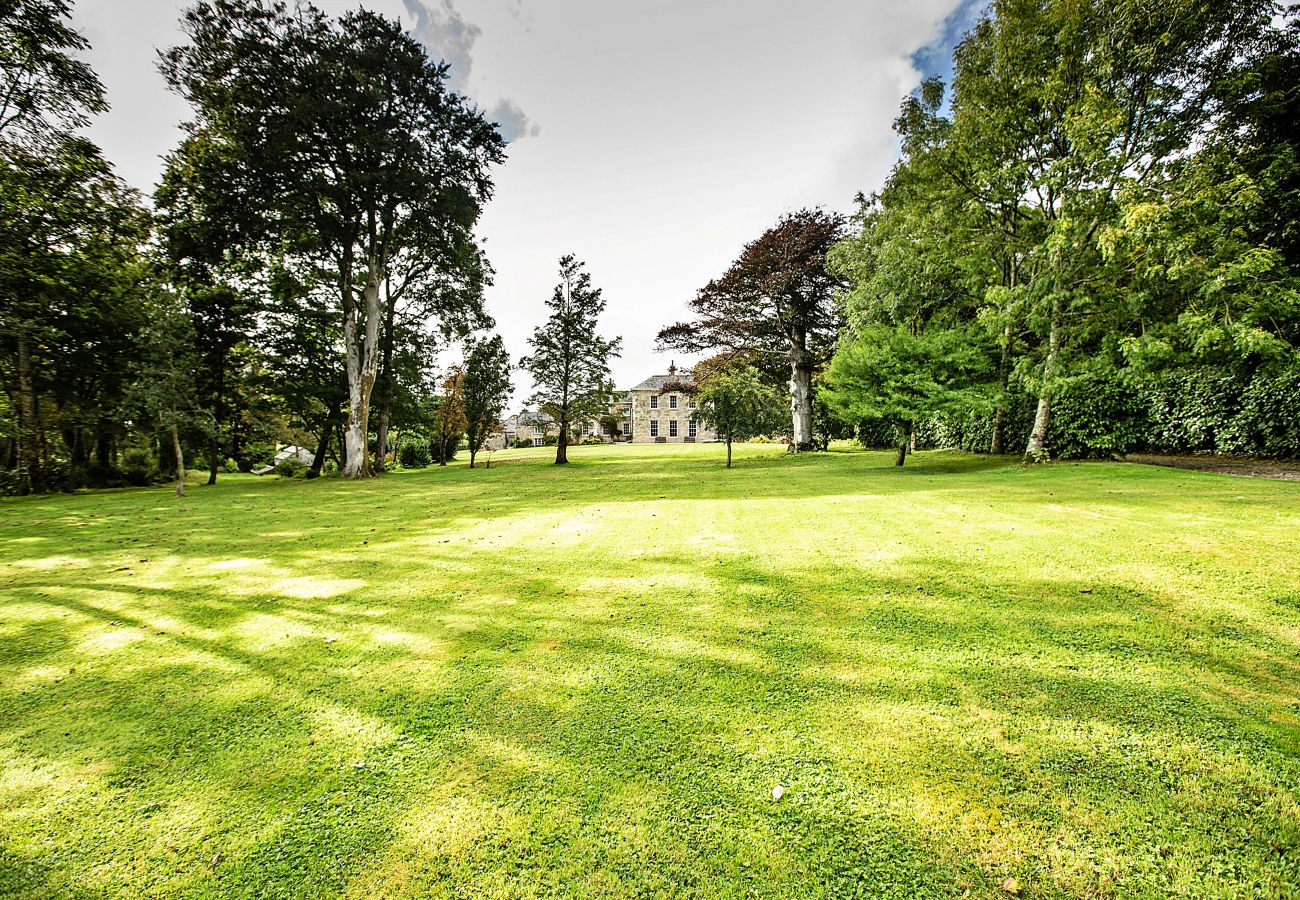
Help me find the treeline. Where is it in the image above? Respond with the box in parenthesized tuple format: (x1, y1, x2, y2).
(664, 0, 1299, 465)
(0, 0, 516, 494)
(822, 0, 1300, 463)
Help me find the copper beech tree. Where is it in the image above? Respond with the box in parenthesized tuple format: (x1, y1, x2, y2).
(657, 209, 846, 451)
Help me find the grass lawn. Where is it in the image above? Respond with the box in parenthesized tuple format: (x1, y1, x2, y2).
(1, 443, 1298, 898)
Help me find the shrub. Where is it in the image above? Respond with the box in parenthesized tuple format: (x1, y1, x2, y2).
(275, 458, 305, 478)
(0, 468, 27, 496)
(223, 457, 240, 473)
(244, 443, 277, 471)
(82, 461, 127, 488)
(398, 442, 432, 468)
(1047, 373, 1147, 459)
(322, 460, 339, 475)
(511, 438, 532, 449)
(121, 447, 158, 486)
(578, 437, 603, 445)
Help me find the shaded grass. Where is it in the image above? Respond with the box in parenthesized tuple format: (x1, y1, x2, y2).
(1, 442, 1298, 898)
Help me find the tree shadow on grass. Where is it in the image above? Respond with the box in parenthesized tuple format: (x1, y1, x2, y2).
(2, 534, 1299, 897)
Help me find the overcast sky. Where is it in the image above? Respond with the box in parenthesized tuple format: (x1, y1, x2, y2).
(72, 0, 984, 405)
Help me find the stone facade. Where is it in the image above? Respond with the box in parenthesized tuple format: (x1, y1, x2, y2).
(627, 365, 717, 444)
(503, 411, 555, 447)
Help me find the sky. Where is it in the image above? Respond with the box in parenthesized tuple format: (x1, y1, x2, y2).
(71, 0, 986, 406)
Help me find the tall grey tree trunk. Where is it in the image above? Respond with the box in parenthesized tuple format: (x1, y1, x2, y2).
(16, 334, 40, 494)
(1024, 297, 1063, 463)
(342, 255, 384, 478)
(171, 416, 186, 497)
(788, 346, 814, 451)
(373, 287, 397, 473)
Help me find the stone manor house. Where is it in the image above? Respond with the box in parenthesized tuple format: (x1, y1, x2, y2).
(502, 363, 719, 445)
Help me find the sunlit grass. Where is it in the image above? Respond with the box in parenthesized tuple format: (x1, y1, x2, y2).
(1, 443, 1297, 898)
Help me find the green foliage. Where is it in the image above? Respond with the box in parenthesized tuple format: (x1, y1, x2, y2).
(120, 447, 158, 487)
(461, 334, 511, 465)
(1142, 364, 1300, 458)
(519, 256, 621, 463)
(0, 0, 108, 149)
(398, 442, 431, 469)
(822, 324, 995, 462)
(693, 366, 785, 465)
(1046, 374, 1148, 459)
(274, 458, 304, 478)
(223, 457, 239, 474)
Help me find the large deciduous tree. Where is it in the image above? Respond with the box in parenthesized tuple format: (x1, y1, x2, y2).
(658, 209, 845, 451)
(520, 255, 621, 465)
(161, 0, 503, 478)
(461, 334, 511, 469)
(154, 130, 260, 484)
(943, 0, 1277, 461)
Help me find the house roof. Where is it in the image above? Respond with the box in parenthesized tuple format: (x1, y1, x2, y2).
(514, 408, 555, 426)
(630, 370, 697, 392)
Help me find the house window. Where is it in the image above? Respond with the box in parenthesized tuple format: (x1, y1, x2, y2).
(649, 395, 659, 409)
(688, 420, 697, 438)
(581, 422, 590, 436)
(669, 420, 678, 438)
(669, 394, 678, 409)
(687, 397, 696, 409)
(532, 437, 543, 447)
(649, 420, 659, 437)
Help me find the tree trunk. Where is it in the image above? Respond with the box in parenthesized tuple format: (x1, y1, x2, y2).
(15, 334, 40, 494)
(171, 417, 186, 497)
(788, 344, 815, 451)
(375, 404, 391, 472)
(895, 421, 913, 466)
(309, 403, 337, 478)
(555, 419, 569, 465)
(373, 287, 397, 473)
(990, 320, 1013, 454)
(206, 434, 220, 485)
(65, 428, 79, 492)
(469, 447, 477, 469)
(342, 253, 383, 478)
(1024, 296, 1063, 463)
(725, 432, 732, 468)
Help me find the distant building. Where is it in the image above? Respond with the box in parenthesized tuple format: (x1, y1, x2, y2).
(502, 364, 718, 447)
(627, 363, 717, 444)
(503, 409, 556, 446)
